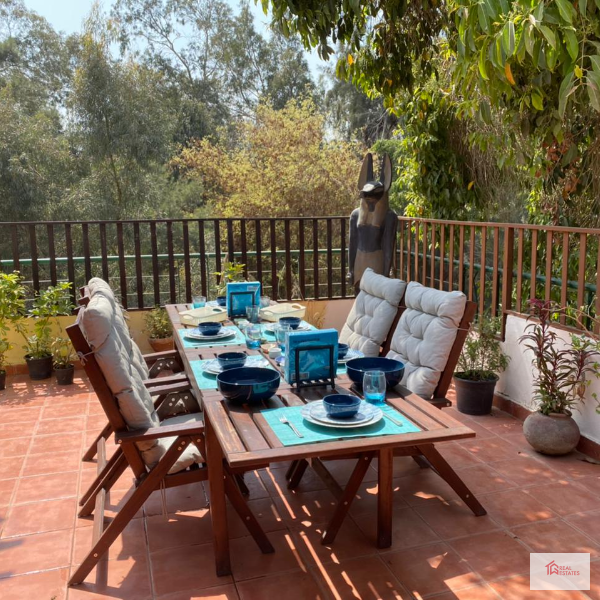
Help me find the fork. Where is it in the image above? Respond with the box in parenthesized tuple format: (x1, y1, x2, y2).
(279, 414, 303, 438)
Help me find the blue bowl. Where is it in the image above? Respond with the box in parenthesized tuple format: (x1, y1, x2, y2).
(338, 343, 349, 360)
(217, 352, 247, 371)
(279, 316, 301, 330)
(217, 367, 280, 404)
(216, 296, 227, 307)
(323, 394, 361, 419)
(346, 357, 405, 389)
(196, 321, 222, 336)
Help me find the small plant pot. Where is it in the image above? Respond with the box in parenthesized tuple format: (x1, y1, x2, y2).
(55, 364, 75, 385)
(523, 410, 580, 455)
(0, 369, 6, 391)
(25, 354, 53, 380)
(148, 337, 174, 353)
(454, 373, 499, 416)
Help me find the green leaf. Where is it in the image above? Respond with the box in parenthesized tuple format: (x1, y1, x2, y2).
(587, 80, 600, 111)
(479, 100, 492, 123)
(539, 25, 556, 49)
(502, 21, 515, 55)
(534, 2, 545, 21)
(565, 30, 579, 61)
(483, 0, 498, 19)
(532, 91, 544, 110)
(479, 44, 489, 79)
(478, 4, 489, 32)
(556, 0, 576, 23)
(580, 0, 588, 16)
(525, 24, 535, 56)
(590, 54, 600, 72)
(558, 70, 574, 118)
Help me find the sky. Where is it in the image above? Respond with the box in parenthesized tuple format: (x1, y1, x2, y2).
(22, 0, 326, 78)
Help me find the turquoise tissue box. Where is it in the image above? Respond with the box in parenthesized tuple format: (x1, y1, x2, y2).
(284, 328, 338, 385)
(226, 281, 261, 317)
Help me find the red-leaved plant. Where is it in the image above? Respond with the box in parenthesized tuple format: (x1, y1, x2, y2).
(519, 299, 600, 416)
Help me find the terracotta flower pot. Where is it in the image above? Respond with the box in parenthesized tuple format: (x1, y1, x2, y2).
(523, 410, 580, 456)
(454, 373, 498, 416)
(148, 337, 174, 353)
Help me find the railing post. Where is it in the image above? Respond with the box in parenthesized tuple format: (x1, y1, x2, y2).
(501, 226, 515, 339)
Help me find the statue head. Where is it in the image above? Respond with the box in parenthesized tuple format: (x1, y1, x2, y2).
(357, 152, 392, 213)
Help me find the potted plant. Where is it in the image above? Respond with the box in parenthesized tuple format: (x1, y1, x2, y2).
(454, 316, 510, 415)
(519, 300, 600, 455)
(0, 272, 26, 390)
(52, 336, 76, 385)
(213, 261, 246, 305)
(144, 306, 173, 352)
(22, 283, 73, 380)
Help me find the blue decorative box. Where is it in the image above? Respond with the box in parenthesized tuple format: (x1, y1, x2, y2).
(226, 281, 261, 317)
(284, 329, 338, 385)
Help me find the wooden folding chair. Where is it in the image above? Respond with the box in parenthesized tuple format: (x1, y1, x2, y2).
(67, 305, 273, 587)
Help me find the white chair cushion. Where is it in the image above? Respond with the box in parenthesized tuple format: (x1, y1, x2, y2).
(386, 282, 466, 399)
(160, 412, 204, 474)
(340, 268, 406, 356)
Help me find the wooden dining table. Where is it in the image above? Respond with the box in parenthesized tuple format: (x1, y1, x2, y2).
(165, 304, 486, 576)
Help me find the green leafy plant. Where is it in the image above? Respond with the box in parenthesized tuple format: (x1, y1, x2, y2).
(519, 300, 600, 415)
(213, 261, 246, 296)
(0, 272, 27, 372)
(144, 306, 172, 340)
(51, 336, 75, 369)
(22, 283, 73, 359)
(456, 316, 510, 381)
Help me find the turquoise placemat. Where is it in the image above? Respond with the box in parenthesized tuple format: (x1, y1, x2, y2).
(178, 326, 246, 349)
(261, 321, 317, 339)
(262, 403, 420, 446)
(189, 356, 277, 390)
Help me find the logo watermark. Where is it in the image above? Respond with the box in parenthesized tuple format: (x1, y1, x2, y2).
(530, 553, 590, 590)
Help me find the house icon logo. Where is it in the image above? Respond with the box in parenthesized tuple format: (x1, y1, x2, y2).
(546, 561, 560, 575)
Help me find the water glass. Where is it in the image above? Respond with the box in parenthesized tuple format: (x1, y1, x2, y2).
(245, 324, 262, 350)
(260, 295, 271, 308)
(192, 295, 206, 308)
(246, 305, 260, 323)
(363, 370, 386, 405)
(275, 323, 291, 354)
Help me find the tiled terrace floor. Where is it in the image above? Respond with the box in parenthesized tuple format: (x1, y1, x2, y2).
(1, 374, 599, 600)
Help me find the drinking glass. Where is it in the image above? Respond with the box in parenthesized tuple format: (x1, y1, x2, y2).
(260, 295, 271, 308)
(275, 323, 291, 354)
(246, 305, 260, 323)
(245, 324, 262, 350)
(192, 295, 206, 308)
(363, 370, 386, 405)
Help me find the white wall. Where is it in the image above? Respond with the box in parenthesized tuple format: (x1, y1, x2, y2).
(497, 314, 600, 445)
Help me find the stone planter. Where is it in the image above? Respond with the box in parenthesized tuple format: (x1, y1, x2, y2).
(523, 410, 580, 455)
(454, 373, 499, 416)
(25, 354, 53, 380)
(149, 336, 174, 353)
(55, 364, 75, 385)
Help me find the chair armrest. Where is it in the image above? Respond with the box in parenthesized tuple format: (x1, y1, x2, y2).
(143, 373, 188, 388)
(146, 380, 192, 396)
(115, 420, 204, 444)
(143, 349, 180, 365)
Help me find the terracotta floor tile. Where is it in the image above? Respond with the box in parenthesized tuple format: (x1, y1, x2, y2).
(382, 541, 481, 597)
(502, 430, 532, 449)
(313, 459, 379, 485)
(489, 574, 589, 600)
(578, 475, 600, 496)
(0, 456, 24, 481)
(230, 529, 309, 581)
(0, 421, 36, 440)
(312, 555, 411, 600)
(0, 567, 69, 600)
(566, 509, 600, 544)
(533, 453, 600, 480)
(36, 415, 85, 436)
(228, 497, 287, 539)
(0, 479, 16, 507)
(588, 560, 600, 600)
(0, 406, 41, 424)
(23, 450, 80, 476)
(237, 570, 325, 600)
(451, 419, 498, 439)
(525, 480, 600, 516)
(14, 471, 78, 505)
(235, 470, 270, 500)
(459, 437, 520, 463)
(0, 437, 31, 459)
(437, 442, 484, 469)
(490, 454, 561, 487)
(0, 529, 72, 577)
(348, 480, 408, 520)
(151, 543, 232, 596)
(415, 499, 500, 540)
(372, 455, 424, 478)
(144, 481, 208, 516)
(428, 582, 500, 600)
(2, 497, 77, 537)
(259, 466, 328, 496)
(449, 531, 531, 581)
(455, 463, 517, 494)
(40, 401, 87, 420)
(158, 583, 240, 600)
(273, 488, 339, 527)
(511, 518, 600, 557)
(69, 553, 152, 600)
(29, 431, 84, 455)
(86, 414, 109, 431)
(396, 469, 460, 507)
(479, 488, 556, 528)
(147, 509, 214, 552)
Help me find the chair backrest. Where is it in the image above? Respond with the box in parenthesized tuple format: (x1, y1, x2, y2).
(385, 281, 475, 400)
(339, 268, 407, 356)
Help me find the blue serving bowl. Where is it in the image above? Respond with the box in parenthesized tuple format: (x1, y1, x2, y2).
(338, 343, 349, 360)
(217, 367, 280, 404)
(279, 316, 301, 330)
(346, 357, 405, 389)
(323, 394, 361, 419)
(216, 296, 227, 307)
(217, 352, 247, 371)
(196, 321, 222, 336)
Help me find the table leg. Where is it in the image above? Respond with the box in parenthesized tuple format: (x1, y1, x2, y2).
(377, 448, 393, 549)
(206, 415, 231, 576)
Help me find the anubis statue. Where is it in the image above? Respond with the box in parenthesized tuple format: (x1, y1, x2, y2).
(348, 153, 398, 289)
